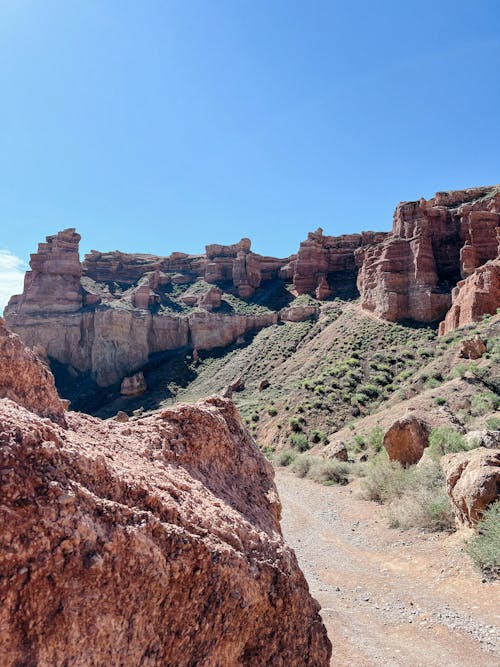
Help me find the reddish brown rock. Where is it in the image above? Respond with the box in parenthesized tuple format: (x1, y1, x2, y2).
(294, 228, 388, 300)
(198, 285, 222, 311)
(383, 415, 430, 465)
(441, 447, 500, 527)
(358, 186, 500, 323)
(457, 335, 487, 360)
(439, 258, 500, 335)
(0, 318, 67, 424)
(120, 371, 147, 396)
(0, 341, 331, 664)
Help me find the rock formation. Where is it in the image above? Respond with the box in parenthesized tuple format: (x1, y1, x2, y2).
(457, 335, 487, 360)
(4, 185, 499, 392)
(0, 323, 331, 666)
(293, 228, 388, 299)
(357, 186, 500, 323)
(120, 371, 147, 396)
(438, 258, 500, 335)
(441, 447, 500, 527)
(0, 317, 67, 424)
(383, 415, 430, 465)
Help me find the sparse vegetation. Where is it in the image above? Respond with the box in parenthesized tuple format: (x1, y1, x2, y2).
(466, 501, 500, 578)
(427, 427, 471, 461)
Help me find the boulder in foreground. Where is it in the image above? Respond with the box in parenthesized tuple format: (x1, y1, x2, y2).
(0, 322, 331, 666)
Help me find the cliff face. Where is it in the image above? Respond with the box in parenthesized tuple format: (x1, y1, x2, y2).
(356, 186, 500, 322)
(5, 186, 499, 390)
(0, 323, 331, 666)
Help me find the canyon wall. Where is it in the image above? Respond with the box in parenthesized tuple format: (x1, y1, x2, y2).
(356, 186, 500, 323)
(0, 322, 331, 666)
(5, 185, 499, 389)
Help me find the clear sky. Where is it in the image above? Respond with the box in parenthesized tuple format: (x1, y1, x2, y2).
(1, 0, 499, 309)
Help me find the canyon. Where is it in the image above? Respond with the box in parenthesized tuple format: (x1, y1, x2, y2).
(5, 186, 499, 395)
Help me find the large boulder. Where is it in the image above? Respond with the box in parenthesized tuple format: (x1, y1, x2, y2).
(120, 371, 147, 396)
(441, 447, 500, 527)
(383, 415, 430, 465)
(457, 335, 487, 359)
(0, 332, 331, 664)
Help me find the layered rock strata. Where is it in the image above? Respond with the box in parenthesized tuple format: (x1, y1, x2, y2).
(357, 186, 500, 322)
(0, 324, 331, 666)
(438, 258, 500, 335)
(5, 186, 500, 389)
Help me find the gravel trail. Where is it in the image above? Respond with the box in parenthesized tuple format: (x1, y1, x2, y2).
(276, 470, 500, 667)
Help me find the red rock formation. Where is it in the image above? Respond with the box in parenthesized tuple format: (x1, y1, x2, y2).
(357, 187, 500, 322)
(120, 371, 147, 396)
(7, 228, 82, 316)
(0, 318, 67, 424)
(441, 447, 500, 527)
(382, 415, 430, 465)
(294, 228, 388, 299)
(0, 332, 331, 665)
(438, 258, 500, 335)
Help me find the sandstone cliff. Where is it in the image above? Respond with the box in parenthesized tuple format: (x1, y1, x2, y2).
(0, 323, 331, 666)
(356, 186, 500, 323)
(5, 185, 499, 392)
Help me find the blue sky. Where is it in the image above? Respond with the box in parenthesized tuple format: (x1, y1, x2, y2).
(1, 1, 499, 308)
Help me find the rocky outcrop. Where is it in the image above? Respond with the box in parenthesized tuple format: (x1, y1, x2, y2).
(0, 336, 331, 665)
(5, 186, 499, 390)
(383, 415, 430, 465)
(0, 318, 67, 424)
(457, 335, 487, 360)
(357, 187, 500, 322)
(438, 258, 500, 335)
(120, 371, 147, 396)
(441, 447, 500, 527)
(293, 228, 388, 299)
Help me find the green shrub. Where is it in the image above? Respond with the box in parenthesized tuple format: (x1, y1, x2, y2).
(276, 449, 296, 466)
(290, 432, 310, 451)
(291, 455, 313, 478)
(471, 392, 500, 416)
(366, 426, 384, 452)
(485, 416, 500, 430)
(307, 459, 350, 485)
(311, 429, 328, 444)
(267, 407, 278, 416)
(427, 427, 470, 461)
(385, 464, 454, 532)
(435, 396, 446, 406)
(466, 501, 500, 578)
(289, 417, 302, 432)
(360, 455, 408, 503)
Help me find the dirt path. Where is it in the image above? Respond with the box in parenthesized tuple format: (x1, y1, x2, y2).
(276, 470, 500, 667)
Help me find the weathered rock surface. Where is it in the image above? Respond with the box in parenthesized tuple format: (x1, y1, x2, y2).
(0, 318, 67, 424)
(293, 228, 388, 299)
(0, 333, 331, 665)
(441, 447, 500, 527)
(326, 441, 348, 462)
(457, 335, 487, 359)
(438, 258, 500, 335)
(357, 186, 500, 323)
(5, 185, 499, 391)
(120, 371, 147, 396)
(383, 415, 430, 465)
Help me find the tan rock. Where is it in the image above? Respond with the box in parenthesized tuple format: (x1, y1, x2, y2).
(383, 415, 430, 465)
(120, 372, 147, 396)
(326, 441, 348, 461)
(441, 447, 500, 526)
(458, 335, 487, 359)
